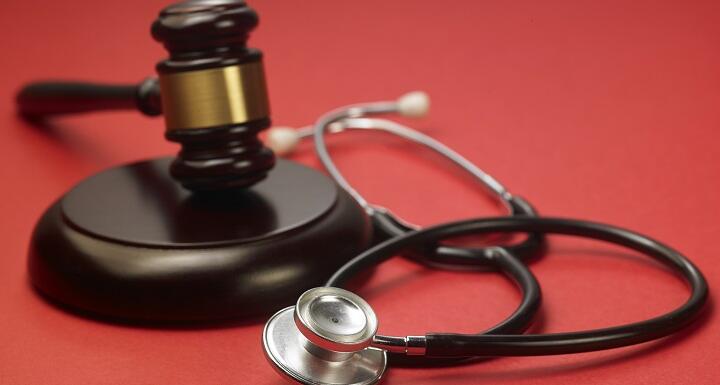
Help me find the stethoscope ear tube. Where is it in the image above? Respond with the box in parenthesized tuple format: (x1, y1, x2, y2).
(303, 96, 548, 268)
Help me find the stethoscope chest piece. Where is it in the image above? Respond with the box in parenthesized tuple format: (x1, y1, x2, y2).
(263, 287, 387, 385)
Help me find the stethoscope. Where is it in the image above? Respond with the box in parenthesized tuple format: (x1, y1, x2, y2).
(262, 93, 709, 385)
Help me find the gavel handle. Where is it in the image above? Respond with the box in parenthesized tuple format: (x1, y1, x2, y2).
(16, 78, 162, 119)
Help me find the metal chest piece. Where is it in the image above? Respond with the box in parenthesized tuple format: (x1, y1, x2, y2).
(263, 287, 387, 385)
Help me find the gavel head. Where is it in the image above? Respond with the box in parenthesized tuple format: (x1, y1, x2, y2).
(152, 0, 275, 192)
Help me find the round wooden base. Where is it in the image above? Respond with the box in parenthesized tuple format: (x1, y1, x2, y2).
(28, 157, 371, 322)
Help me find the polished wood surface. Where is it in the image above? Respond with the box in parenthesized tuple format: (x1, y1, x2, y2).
(29, 158, 372, 321)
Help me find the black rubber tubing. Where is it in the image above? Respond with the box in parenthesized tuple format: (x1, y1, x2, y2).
(371, 195, 546, 266)
(329, 232, 543, 366)
(327, 216, 708, 358)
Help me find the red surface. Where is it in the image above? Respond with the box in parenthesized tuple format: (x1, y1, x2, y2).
(1, 0, 719, 384)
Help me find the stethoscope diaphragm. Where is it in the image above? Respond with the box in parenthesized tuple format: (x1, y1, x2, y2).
(263, 288, 387, 385)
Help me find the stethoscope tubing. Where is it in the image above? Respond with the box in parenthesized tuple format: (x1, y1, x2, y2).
(365, 246, 544, 367)
(327, 216, 708, 359)
(370, 195, 545, 269)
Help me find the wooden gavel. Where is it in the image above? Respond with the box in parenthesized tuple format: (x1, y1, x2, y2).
(17, 0, 275, 192)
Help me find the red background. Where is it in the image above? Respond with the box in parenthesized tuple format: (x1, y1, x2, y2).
(1, 0, 718, 384)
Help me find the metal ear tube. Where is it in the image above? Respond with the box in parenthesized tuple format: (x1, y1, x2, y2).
(266, 92, 546, 266)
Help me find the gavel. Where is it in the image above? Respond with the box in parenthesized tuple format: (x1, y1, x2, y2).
(22, 0, 372, 323)
(17, 0, 275, 192)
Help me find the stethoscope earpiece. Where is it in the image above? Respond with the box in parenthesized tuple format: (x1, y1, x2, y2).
(263, 287, 387, 385)
(395, 91, 430, 118)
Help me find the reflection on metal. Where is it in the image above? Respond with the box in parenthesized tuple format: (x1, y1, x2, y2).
(160, 61, 270, 130)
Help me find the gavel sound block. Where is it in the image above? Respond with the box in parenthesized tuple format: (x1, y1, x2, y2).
(24, 0, 371, 322)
